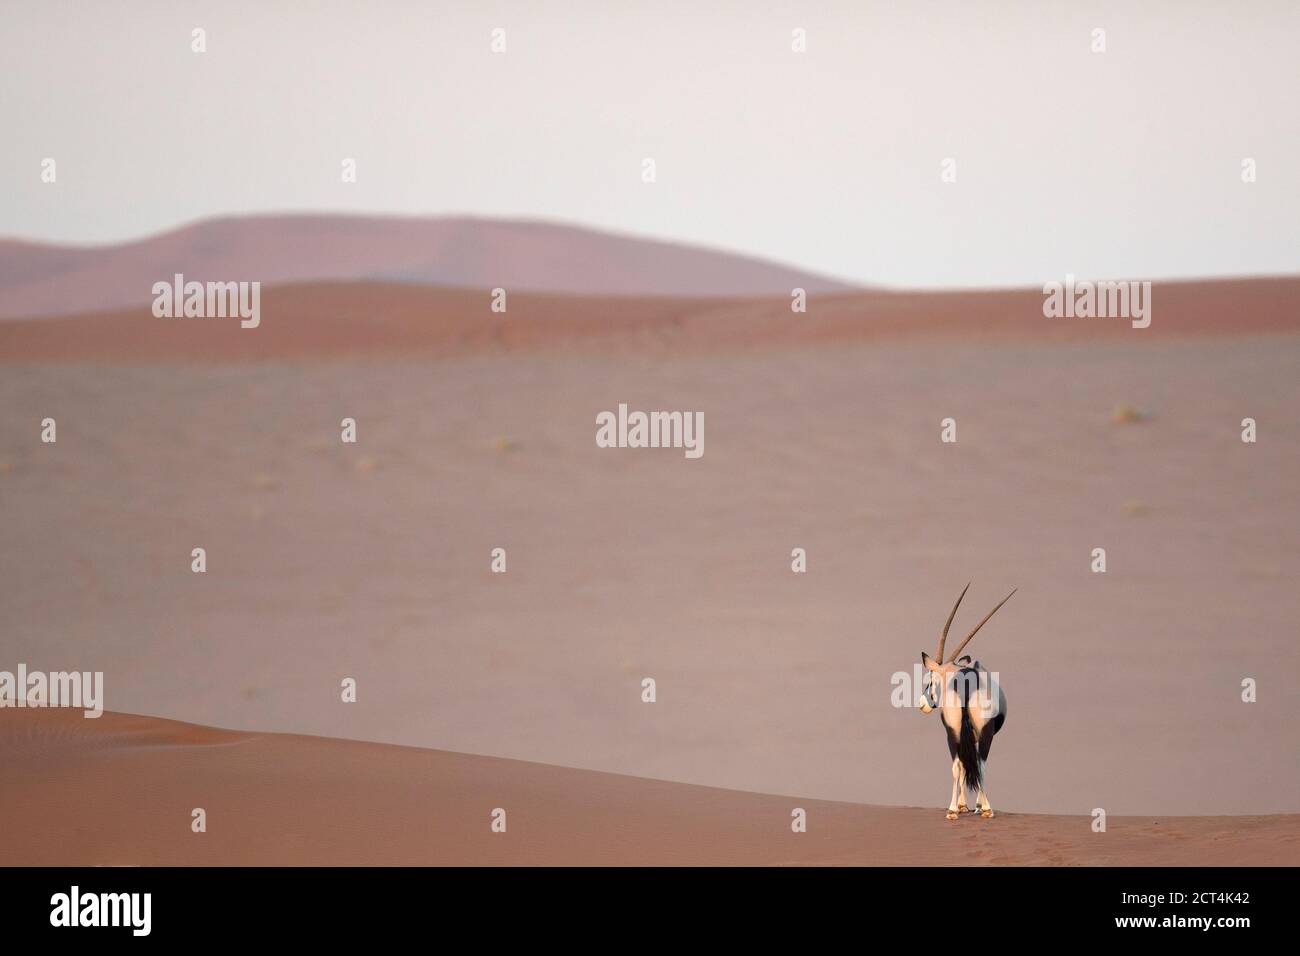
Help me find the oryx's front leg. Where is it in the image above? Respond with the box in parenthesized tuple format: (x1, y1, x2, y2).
(946, 758, 962, 820)
(975, 759, 994, 818)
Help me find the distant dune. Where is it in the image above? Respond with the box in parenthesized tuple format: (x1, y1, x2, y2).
(0, 276, 1296, 362)
(0, 214, 856, 320)
(3, 709, 1294, 865)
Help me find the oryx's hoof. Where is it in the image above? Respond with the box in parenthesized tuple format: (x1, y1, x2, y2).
(980, 809, 995, 819)
(957, 805, 969, 814)
(945, 810, 960, 821)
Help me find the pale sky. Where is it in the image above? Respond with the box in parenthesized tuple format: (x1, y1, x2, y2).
(2, 0, 1296, 287)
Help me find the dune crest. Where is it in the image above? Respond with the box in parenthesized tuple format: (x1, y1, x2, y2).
(2, 709, 1295, 866)
(1, 276, 1297, 363)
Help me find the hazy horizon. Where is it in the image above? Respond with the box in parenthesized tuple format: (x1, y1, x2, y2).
(3, 1, 1297, 289)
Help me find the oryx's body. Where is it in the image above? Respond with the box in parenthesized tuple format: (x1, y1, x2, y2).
(918, 584, 1015, 820)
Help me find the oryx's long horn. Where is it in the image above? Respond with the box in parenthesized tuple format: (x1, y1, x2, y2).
(936, 582, 971, 662)
(946, 588, 1017, 663)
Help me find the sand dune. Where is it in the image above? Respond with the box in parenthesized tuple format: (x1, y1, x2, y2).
(0, 214, 855, 320)
(2, 273, 1297, 824)
(2, 709, 1293, 866)
(0, 276, 1297, 362)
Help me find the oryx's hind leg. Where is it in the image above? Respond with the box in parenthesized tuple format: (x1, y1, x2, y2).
(975, 759, 993, 818)
(946, 758, 962, 820)
(956, 762, 969, 814)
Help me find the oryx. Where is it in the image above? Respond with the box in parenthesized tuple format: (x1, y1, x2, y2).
(918, 584, 1015, 820)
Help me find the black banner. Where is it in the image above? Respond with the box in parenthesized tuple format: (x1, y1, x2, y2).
(0, 866, 1282, 944)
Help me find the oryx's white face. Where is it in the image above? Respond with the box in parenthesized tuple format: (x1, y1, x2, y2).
(917, 652, 971, 714)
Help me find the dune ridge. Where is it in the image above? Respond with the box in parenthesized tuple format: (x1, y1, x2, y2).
(1, 709, 1295, 866)
(0, 276, 1297, 363)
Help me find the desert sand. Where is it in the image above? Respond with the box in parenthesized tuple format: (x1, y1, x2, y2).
(3, 708, 1294, 866)
(0, 276, 1297, 361)
(2, 254, 1299, 848)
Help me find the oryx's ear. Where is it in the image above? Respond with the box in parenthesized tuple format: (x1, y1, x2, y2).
(956, 655, 972, 666)
(921, 652, 940, 671)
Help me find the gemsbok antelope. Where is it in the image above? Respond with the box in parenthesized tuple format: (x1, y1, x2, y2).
(918, 584, 1016, 820)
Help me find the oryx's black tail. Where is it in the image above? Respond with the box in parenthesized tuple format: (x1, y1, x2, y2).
(957, 674, 982, 793)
